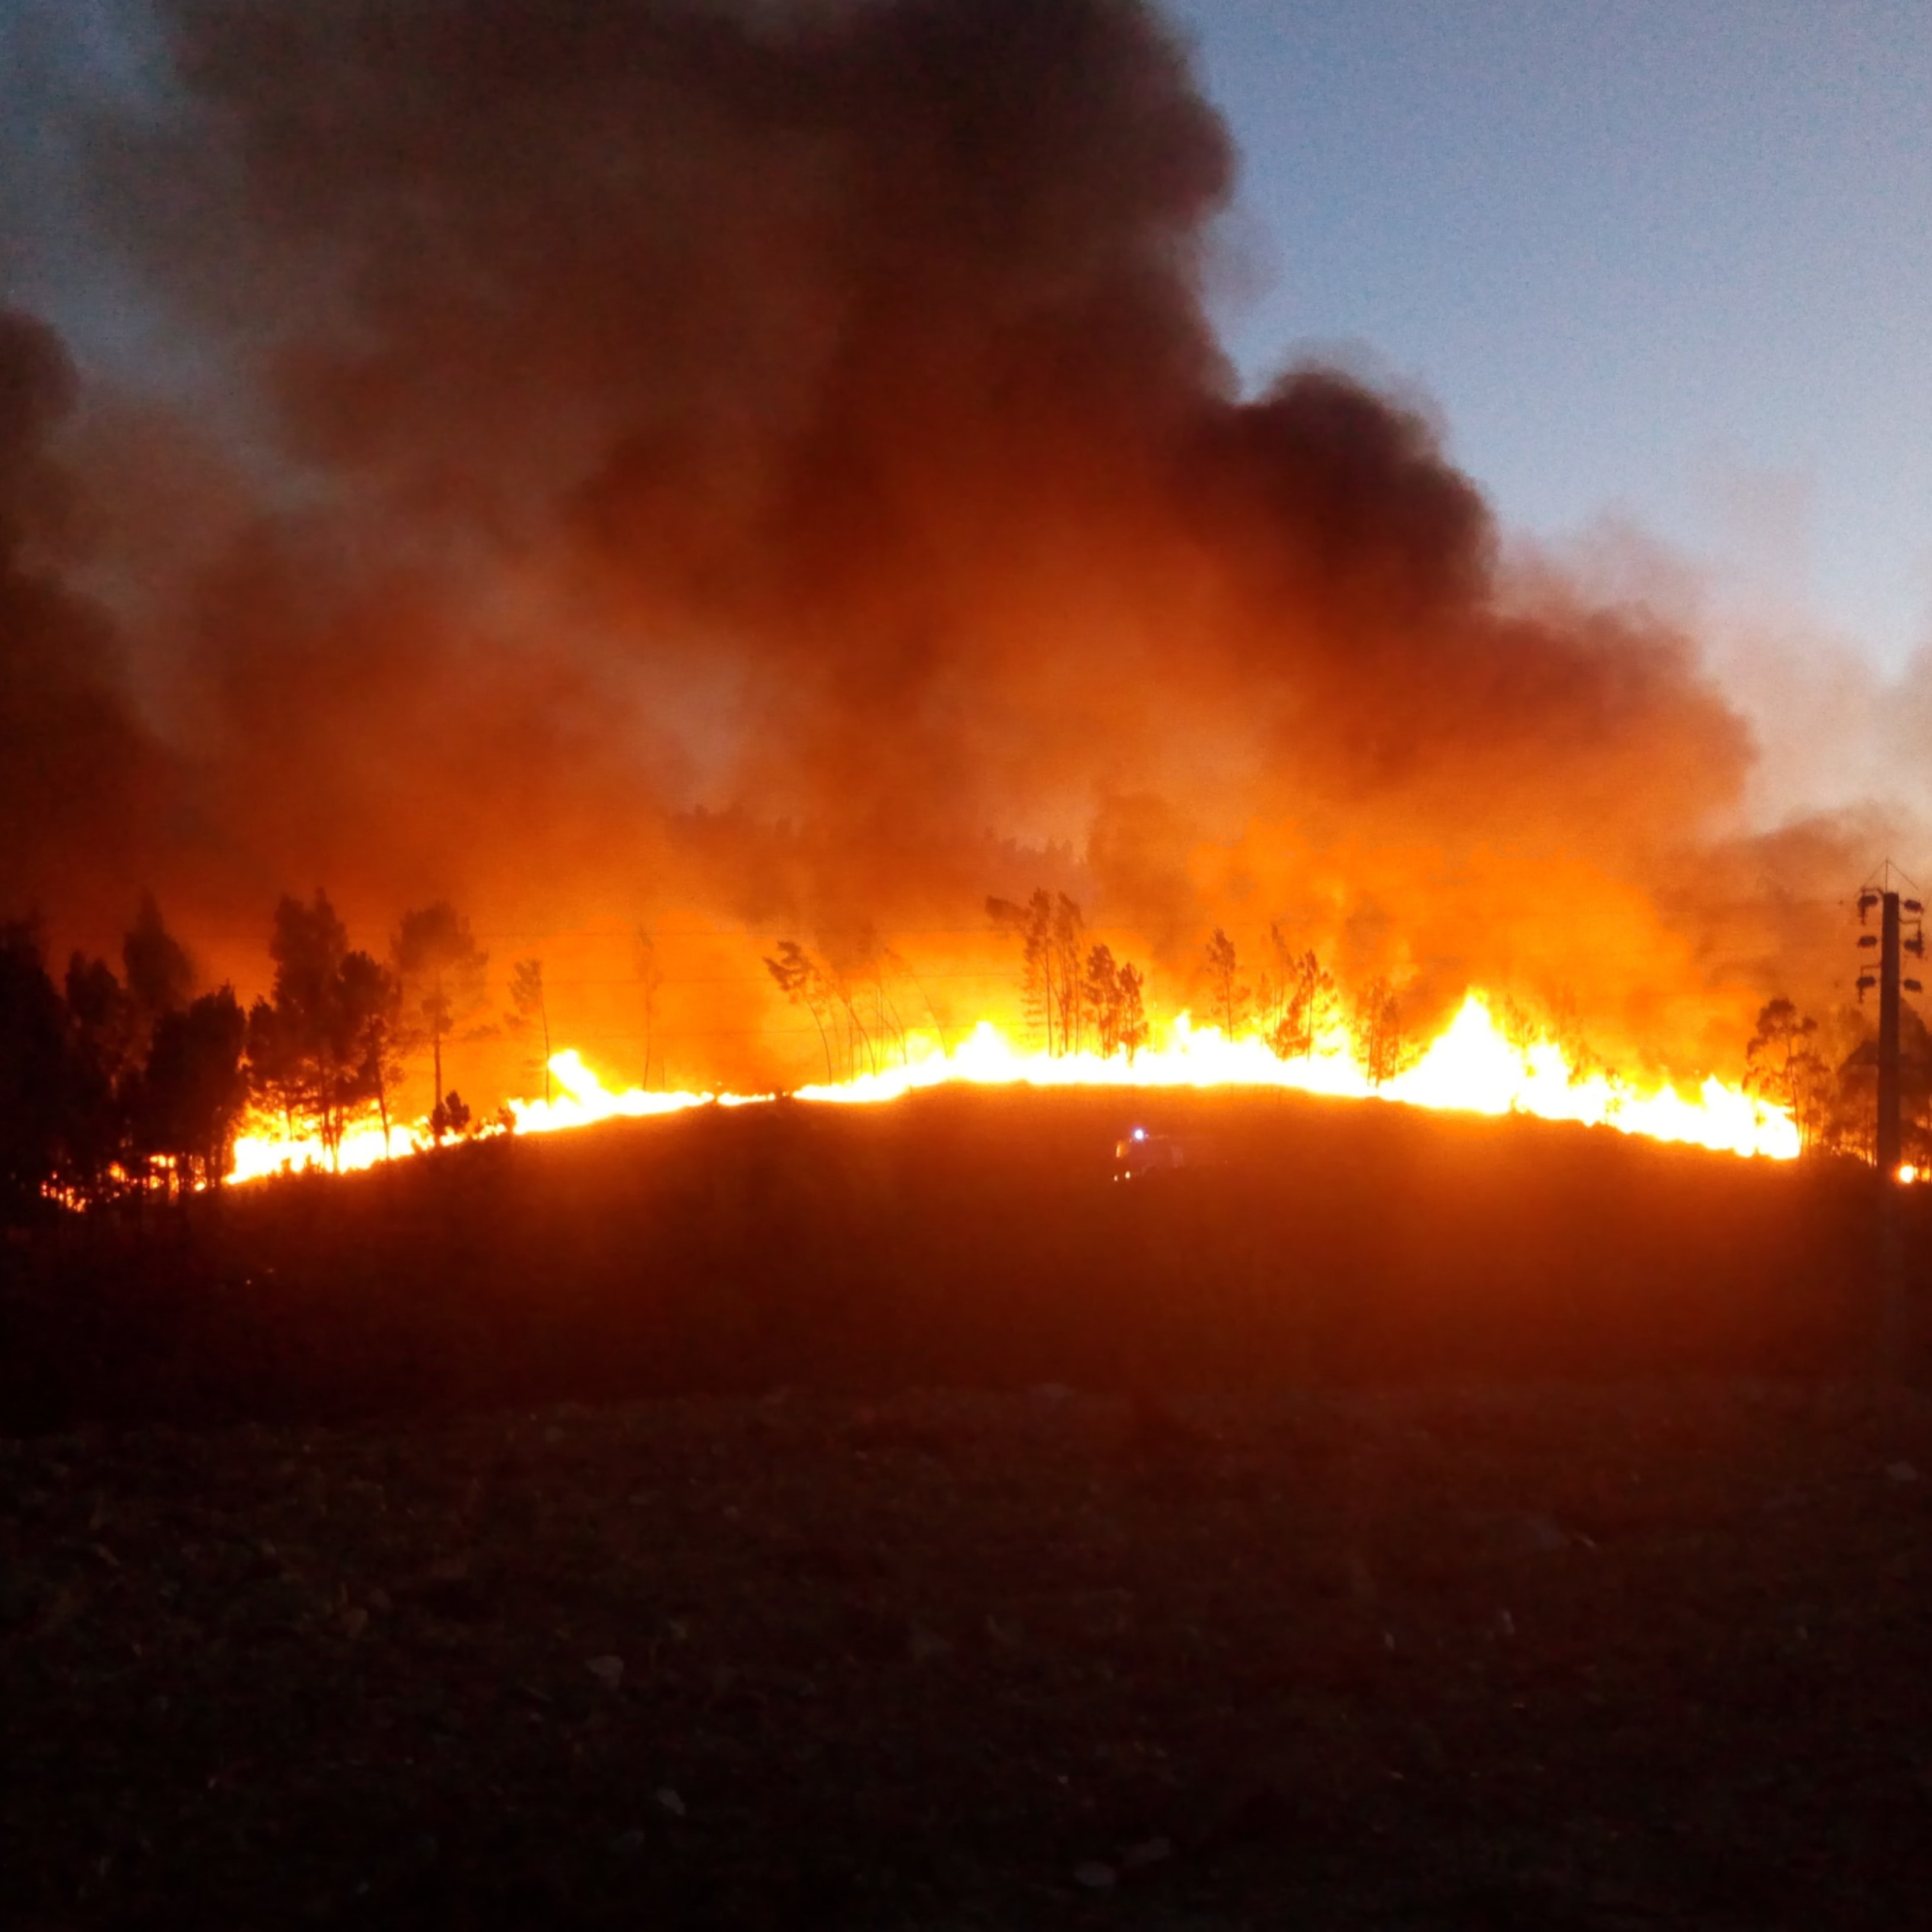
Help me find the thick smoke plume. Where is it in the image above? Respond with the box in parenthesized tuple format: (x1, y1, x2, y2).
(0, 311, 182, 929)
(0, 0, 1882, 1097)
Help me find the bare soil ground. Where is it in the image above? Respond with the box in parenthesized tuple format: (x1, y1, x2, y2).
(8, 1379, 1932, 1929)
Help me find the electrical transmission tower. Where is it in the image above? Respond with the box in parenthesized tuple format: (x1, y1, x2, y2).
(1856, 862, 1925, 1175)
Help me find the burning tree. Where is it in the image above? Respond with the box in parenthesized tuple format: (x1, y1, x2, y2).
(1265, 944, 1340, 1062)
(1202, 928, 1250, 1038)
(243, 994, 302, 1142)
(1049, 896, 1085, 1053)
(391, 901, 488, 1139)
(0, 924, 75, 1223)
(0, 910, 235, 1215)
(62, 951, 139, 1202)
(988, 891, 1052, 1049)
(507, 957, 552, 1105)
(1083, 943, 1149, 1062)
(790, 930, 897, 1078)
(632, 928, 664, 1089)
(1083, 943, 1123, 1057)
(339, 950, 403, 1154)
(838, 925, 910, 1070)
(246, 893, 399, 1167)
(830, 948, 891, 1076)
(1744, 998, 1832, 1152)
(1354, 975, 1416, 1087)
(1751, 997, 1910, 1160)
(765, 939, 838, 1080)
(46, 899, 204, 1204)
(872, 949, 912, 1065)
(123, 892, 193, 1046)
(138, 989, 248, 1190)
(1257, 926, 1337, 1058)
(768, 925, 959, 1080)
(246, 893, 348, 1155)
(1118, 963, 1149, 1061)
(1255, 923, 1293, 1045)
(988, 890, 1086, 1055)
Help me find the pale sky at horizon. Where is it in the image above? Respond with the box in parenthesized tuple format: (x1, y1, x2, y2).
(1171, 0, 1932, 677)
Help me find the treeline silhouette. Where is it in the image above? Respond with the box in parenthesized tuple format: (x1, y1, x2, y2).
(1744, 995, 1930, 1165)
(764, 895, 1410, 1084)
(0, 891, 494, 1225)
(1, 898, 236, 1223)
(4, 884, 1892, 1233)
(984, 896, 1427, 1089)
(761, 932, 918, 1083)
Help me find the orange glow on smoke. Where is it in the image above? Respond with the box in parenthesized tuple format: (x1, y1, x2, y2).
(226, 990, 1799, 1183)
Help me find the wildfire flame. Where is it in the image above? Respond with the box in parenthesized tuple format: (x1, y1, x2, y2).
(226, 990, 1798, 1183)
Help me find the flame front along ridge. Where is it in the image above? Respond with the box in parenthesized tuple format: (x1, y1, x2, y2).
(226, 991, 1799, 1185)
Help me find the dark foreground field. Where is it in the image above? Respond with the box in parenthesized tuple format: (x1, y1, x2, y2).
(5, 1091, 1932, 1926)
(8, 1383, 1932, 1928)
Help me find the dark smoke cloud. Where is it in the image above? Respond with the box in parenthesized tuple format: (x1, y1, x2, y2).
(0, 0, 1882, 1089)
(0, 309, 186, 929)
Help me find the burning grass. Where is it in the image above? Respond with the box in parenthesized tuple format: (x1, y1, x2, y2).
(228, 989, 1802, 1188)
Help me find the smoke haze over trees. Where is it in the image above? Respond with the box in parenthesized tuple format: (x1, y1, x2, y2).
(0, 0, 1902, 1099)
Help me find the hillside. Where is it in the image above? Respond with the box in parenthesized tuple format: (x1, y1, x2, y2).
(0, 1086, 1909, 1434)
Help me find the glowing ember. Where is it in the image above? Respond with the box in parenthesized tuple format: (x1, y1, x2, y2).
(226, 990, 1797, 1183)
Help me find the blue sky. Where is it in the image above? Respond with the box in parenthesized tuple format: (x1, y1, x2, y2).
(1171, 0, 1932, 672)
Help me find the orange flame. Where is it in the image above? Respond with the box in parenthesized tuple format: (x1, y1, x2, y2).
(226, 990, 1798, 1183)
(794, 993, 1796, 1158)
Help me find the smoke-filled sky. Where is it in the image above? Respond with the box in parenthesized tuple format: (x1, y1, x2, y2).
(1, 0, 1925, 1099)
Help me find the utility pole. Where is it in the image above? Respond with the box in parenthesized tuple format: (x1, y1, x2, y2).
(1857, 865, 1926, 1376)
(1856, 867, 1925, 1175)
